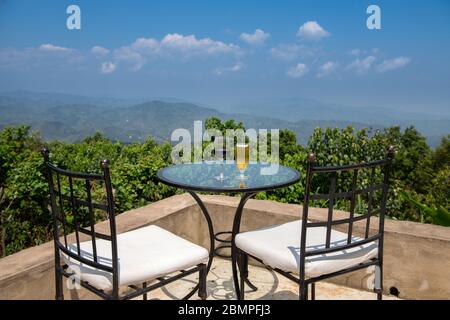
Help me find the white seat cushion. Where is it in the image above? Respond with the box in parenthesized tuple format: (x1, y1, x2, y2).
(235, 220, 378, 278)
(63, 225, 209, 291)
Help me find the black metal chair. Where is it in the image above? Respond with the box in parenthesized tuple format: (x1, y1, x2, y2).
(41, 148, 208, 300)
(235, 146, 394, 300)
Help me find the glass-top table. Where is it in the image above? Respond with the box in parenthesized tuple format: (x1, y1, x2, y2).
(157, 162, 300, 193)
(157, 162, 301, 299)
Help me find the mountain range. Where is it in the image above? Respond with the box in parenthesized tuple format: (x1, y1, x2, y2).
(0, 91, 448, 147)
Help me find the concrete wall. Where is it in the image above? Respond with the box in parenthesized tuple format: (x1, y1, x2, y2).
(0, 193, 449, 300)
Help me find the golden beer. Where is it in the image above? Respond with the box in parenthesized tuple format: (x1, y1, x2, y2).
(235, 143, 249, 178)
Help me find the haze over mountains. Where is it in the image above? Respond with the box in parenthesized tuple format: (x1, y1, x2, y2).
(0, 91, 448, 147)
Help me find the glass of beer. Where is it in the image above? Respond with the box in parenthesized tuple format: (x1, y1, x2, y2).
(235, 143, 249, 180)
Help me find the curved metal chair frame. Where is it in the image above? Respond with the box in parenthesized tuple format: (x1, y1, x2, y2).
(41, 148, 207, 300)
(235, 146, 395, 300)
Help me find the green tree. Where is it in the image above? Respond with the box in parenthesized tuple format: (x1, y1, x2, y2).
(204, 117, 244, 133)
(432, 134, 450, 171)
(385, 126, 434, 194)
(279, 129, 302, 160)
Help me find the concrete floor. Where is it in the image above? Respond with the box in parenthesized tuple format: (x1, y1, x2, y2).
(143, 258, 399, 300)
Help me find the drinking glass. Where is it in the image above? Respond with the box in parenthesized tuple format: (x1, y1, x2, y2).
(235, 143, 249, 180)
(214, 137, 228, 181)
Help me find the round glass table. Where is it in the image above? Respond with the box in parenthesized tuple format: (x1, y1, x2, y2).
(157, 162, 300, 299)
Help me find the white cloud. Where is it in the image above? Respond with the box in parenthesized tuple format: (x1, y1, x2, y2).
(3, 35, 241, 74)
(39, 44, 82, 63)
(111, 37, 160, 71)
(240, 29, 270, 45)
(317, 61, 338, 77)
(349, 48, 380, 57)
(0, 43, 82, 68)
(346, 56, 376, 74)
(39, 44, 73, 53)
(270, 43, 316, 61)
(297, 21, 330, 40)
(230, 62, 243, 72)
(101, 61, 116, 74)
(113, 46, 146, 71)
(160, 33, 240, 55)
(348, 49, 361, 56)
(286, 63, 309, 78)
(131, 37, 160, 53)
(91, 46, 110, 56)
(376, 56, 411, 73)
(108, 33, 240, 71)
(0, 48, 32, 67)
(213, 62, 244, 75)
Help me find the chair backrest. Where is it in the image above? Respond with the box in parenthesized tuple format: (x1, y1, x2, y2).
(300, 146, 395, 277)
(41, 148, 119, 284)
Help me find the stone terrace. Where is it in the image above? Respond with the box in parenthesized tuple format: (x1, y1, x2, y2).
(0, 194, 449, 300)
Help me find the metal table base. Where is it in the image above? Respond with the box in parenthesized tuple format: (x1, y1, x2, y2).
(188, 191, 257, 299)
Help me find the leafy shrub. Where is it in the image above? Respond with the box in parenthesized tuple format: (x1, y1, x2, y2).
(0, 121, 448, 257)
(0, 127, 174, 256)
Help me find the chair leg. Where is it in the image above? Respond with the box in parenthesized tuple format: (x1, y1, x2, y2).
(374, 264, 383, 300)
(310, 283, 315, 300)
(143, 282, 147, 300)
(299, 282, 308, 301)
(55, 266, 64, 300)
(238, 251, 249, 300)
(198, 264, 207, 300)
(54, 244, 64, 300)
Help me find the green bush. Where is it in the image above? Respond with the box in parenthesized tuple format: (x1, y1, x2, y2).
(0, 121, 448, 257)
(0, 127, 175, 257)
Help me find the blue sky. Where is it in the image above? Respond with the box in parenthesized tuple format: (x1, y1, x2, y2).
(0, 0, 449, 115)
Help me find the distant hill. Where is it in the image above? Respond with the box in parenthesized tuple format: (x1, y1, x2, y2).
(0, 96, 373, 145)
(0, 91, 448, 147)
(220, 96, 448, 122)
(218, 97, 450, 146)
(0, 90, 190, 109)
